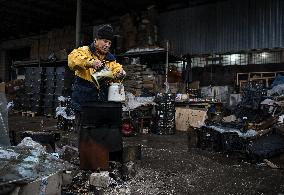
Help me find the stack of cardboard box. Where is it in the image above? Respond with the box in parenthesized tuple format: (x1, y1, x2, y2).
(123, 64, 156, 96)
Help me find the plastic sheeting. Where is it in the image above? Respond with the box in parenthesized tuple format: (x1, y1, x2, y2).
(260, 99, 275, 106)
(267, 84, 284, 96)
(0, 92, 10, 146)
(205, 125, 257, 138)
(271, 75, 284, 88)
(55, 96, 75, 120)
(123, 93, 156, 111)
(200, 86, 233, 103)
(55, 106, 75, 120)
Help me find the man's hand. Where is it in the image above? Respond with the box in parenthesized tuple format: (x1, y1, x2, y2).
(93, 59, 103, 69)
(116, 69, 126, 78)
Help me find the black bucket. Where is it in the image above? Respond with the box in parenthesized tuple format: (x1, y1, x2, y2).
(80, 101, 122, 126)
(79, 101, 123, 170)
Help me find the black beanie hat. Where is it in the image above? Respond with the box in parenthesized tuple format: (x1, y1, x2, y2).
(97, 24, 114, 41)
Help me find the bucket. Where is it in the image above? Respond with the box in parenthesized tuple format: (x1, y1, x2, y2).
(108, 83, 125, 102)
(79, 102, 123, 170)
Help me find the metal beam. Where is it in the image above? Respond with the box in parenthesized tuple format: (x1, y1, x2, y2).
(76, 0, 82, 47)
(3, 1, 63, 19)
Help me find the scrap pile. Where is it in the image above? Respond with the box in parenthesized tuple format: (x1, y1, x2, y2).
(196, 78, 284, 161)
(0, 137, 72, 194)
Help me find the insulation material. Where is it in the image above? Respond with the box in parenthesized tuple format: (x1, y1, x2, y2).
(175, 108, 207, 131)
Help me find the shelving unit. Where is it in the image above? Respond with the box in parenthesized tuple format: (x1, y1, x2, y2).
(237, 71, 284, 88)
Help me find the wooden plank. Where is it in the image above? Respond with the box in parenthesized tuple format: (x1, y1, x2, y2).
(263, 159, 279, 169)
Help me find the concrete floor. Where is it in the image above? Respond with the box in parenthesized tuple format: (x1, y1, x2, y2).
(8, 115, 284, 195)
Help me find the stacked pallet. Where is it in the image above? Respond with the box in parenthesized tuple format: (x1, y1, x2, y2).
(123, 64, 156, 96)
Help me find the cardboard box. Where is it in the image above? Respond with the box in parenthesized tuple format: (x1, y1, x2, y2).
(5, 79, 24, 94)
(175, 107, 207, 131)
(0, 82, 5, 93)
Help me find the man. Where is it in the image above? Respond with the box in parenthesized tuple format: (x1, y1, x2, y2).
(68, 25, 125, 169)
(68, 24, 125, 110)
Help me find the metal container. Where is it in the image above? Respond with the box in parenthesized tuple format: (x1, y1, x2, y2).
(108, 83, 125, 102)
(79, 128, 109, 171)
(79, 102, 123, 170)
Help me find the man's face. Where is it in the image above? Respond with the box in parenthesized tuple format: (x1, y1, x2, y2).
(95, 39, 112, 54)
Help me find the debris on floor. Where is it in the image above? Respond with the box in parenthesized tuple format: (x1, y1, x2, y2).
(0, 137, 73, 194)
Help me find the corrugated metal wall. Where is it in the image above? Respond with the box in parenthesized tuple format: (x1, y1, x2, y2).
(159, 0, 284, 55)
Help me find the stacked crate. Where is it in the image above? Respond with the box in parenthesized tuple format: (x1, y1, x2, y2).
(43, 67, 56, 116)
(153, 93, 176, 135)
(54, 67, 65, 99)
(23, 67, 45, 113)
(14, 66, 66, 116)
(43, 66, 66, 116)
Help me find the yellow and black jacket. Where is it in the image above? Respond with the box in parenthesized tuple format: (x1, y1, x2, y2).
(68, 43, 122, 109)
(68, 42, 122, 83)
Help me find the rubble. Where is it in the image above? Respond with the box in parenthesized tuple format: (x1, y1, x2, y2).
(60, 145, 79, 164)
(89, 171, 112, 188)
(0, 138, 73, 194)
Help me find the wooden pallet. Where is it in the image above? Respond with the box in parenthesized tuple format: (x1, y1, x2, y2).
(11, 110, 22, 115)
(44, 113, 54, 118)
(21, 111, 37, 117)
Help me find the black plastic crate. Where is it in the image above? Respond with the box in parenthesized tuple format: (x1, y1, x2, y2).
(55, 67, 66, 75)
(44, 76, 56, 84)
(45, 67, 55, 75)
(44, 87, 55, 94)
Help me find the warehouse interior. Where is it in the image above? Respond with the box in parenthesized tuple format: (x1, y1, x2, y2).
(0, 0, 284, 194)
